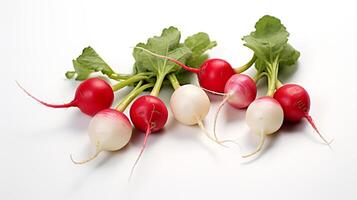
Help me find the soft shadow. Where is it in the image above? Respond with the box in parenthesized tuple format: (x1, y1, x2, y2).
(169, 124, 221, 158)
(62, 111, 91, 132)
(224, 106, 246, 123)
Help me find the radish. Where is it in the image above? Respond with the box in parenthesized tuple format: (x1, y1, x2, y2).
(239, 15, 303, 157)
(17, 77, 114, 116)
(212, 74, 257, 141)
(135, 47, 256, 93)
(274, 84, 333, 145)
(128, 95, 168, 179)
(243, 97, 284, 157)
(167, 73, 236, 145)
(70, 109, 132, 164)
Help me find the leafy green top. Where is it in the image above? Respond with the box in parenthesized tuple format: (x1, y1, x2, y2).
(242, 15, 300, 96)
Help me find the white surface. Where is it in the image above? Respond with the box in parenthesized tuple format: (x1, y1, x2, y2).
(1, 0, 356, 199)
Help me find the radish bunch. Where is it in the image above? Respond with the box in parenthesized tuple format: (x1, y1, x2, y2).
(18, 15, 332, 180)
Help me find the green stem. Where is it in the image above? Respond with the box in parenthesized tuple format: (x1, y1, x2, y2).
(112, 75, 148, 92)
(109, 72, 155, 81)
(253, 72, 268, 83)
(234, 54, 257, 73)
(167, 73, 180, 90)
(150, 73, 165, 97)
(266, 58, 279, 97)
(108, 73, 132, 81)
(115, 81, 154, 112)
(276, 79, 283, 88)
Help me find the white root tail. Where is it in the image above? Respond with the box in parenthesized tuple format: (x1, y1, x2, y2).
(242, 132, 266, 158)
(70, 141, 101, 165)
(213, 95, 230, 141)
(196, 118, 238, 147)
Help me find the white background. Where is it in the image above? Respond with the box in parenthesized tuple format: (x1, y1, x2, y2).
(1, 0, 356, 199)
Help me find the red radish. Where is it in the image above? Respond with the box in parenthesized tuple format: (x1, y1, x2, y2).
(70, 109, 132, 164)
(129, 95, 168, 179)
(212, 74, 257, 141)
(243, 97, 284, 157)
(135, 47, 236, 93)
(17, 77, 114, 116)
(273, 84, 332, 145)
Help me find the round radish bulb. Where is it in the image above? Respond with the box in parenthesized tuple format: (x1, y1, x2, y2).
(130, 95, 168, 133)
(198, 59, 236, 92)
(71, 109, 132, 164)
(17, 77, 114, 116)
(213, 74, 257, 142)
(273, 84, 332, 145)
(243, 97, 283, 158)
(273, 84, 310, 122)
(224, 74, 257, 109)
(246, 97, 284, 134)
(129, 95, 168, 179)
(170, 84, 210, 125)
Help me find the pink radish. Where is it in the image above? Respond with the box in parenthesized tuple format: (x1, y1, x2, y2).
(135, 47, 256, 93)
(212, 74, 257, 141)
(70, 109, 132, 164)
(273, 84, 332, 145)
(17, 77, 114, 116)
(129, 95, 168, 179)
(243, 97, 284, 157)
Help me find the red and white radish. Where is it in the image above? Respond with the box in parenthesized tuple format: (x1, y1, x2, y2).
(129, 95, 168, 178)
(70, 109, 132, 164)
(273, 84, 332, 145)
(243, 97, 284, 157)
(17, 77, 114, 116)
(212, 74, 257, 141)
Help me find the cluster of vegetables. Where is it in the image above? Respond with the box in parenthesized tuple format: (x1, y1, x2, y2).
(19, 15, 332, 178)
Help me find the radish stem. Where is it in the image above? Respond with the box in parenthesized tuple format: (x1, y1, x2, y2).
(116, 82, 154, 112)
(234, 54, 257, 73)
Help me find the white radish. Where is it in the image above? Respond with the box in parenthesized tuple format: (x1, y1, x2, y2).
(243, 97, 284, 157)
(70, 108, 132, 164)
(169, 84, 231, 145)
(170, 84, 210, 126)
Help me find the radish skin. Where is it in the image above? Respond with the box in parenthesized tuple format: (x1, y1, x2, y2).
(170, 84, 210, 125)
(129, 95, 168, 179)
(212, 74, 257, 141)
(70, 109, 132, 164)
(17, 78, 114, 116)
(243, 97, 284, 157)
(274, 84, 333, 145)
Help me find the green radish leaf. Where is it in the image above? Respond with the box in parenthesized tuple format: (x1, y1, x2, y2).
(133, 27, 192, 76)
(184, 32, 217, 68)
(66, 47, 116, 80)
(242, 15, 289, 68)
